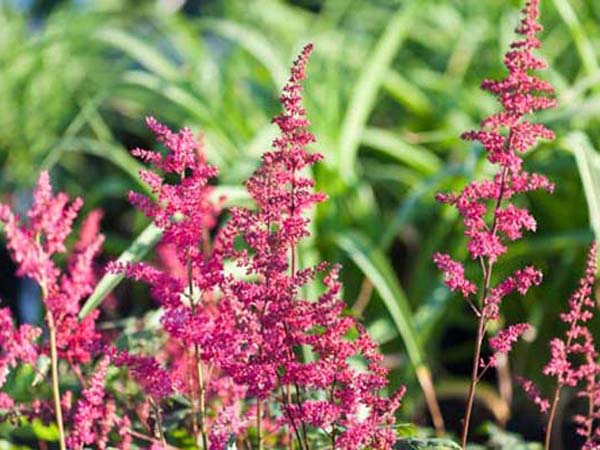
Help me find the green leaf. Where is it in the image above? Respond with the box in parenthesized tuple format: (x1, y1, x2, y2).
(32, 355, 50, 387)
(95, 27, 180, 80)
(31, 419, 59, 442)
(338, 0, 420, 181)
(79, 222, 162, 320)
(395, 438, 461, 450)
(42, 137, 150, 196)
(334, 230, 422, 365)
(551, 0, 599, 80)
(561, 132, 600, 244)
(200, 18, 288, 87)
(482, 423, 543, 450)
(361, 127, 442, 175)
(383, 70, 432, 115)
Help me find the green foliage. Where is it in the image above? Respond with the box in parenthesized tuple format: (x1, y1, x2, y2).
(395, 438, 462, 450)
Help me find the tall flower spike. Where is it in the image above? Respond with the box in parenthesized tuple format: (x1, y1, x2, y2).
(0, 172, 107, 450)
(541, 242, 598, 449)
(215, 44, 404, 450)
(112, 117, 228, 449)
(432, 2, 556, 447)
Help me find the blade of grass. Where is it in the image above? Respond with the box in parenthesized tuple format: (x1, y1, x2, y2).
(338, 0, 420, 181)
(362, 127, 441, 175)
(95, 28, 180, 81)
(79, 222, 162, 320)
(382, 70, 432, 116)
(200, 18, 288, 87)
(551, 0, 599, 80)
(42, 137, 151, 196)
(560, 132, 600, 243)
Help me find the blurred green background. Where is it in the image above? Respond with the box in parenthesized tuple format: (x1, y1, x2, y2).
(2, 0, 600, 447)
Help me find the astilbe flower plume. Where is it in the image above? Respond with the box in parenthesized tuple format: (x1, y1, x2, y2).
(432, 1, 556, 447)
(110, 115, 247, 448)
(0, 172, 127, 448)
(214, 43, 405, 450)
(0, 172, 104, 364)
(530, 243, 600, 449)
(0, 306, 40, 398)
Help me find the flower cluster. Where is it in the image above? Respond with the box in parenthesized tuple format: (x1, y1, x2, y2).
(433, 1, 556, 445)
(0, 173, 128, 448)
(212, 43, 404, 449)
(0, 172, 103, 364)
(433, 0, 555, 304)
(0, 306, 40, 391)
(107, 44, 403, 449)
(536, 243, 600, 448)
(516, 376, 550, 413)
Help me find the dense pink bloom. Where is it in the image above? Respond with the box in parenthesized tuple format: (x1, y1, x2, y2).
(129, 117, 220, 263)
(543, 243, 597, 387)
(434, 0, 554, 401)
(0, 306, 41, 388)
(433, 253, 477, 298)
(0, 172, 104, 364)
(214, 43, 403, 449)
(489, 323, 530, 354)
(113, 351, 174, 402)
(483, 266, 542, 320)
(516, 376, 549, 413)
(436, 0, 555, 265)
(0, 392, 15, 410)
(67, 358, 118, 450)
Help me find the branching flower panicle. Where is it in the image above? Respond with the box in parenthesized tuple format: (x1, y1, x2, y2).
(214, 44, 405, 450)
(432, 1, 556, 447)
(0, 172, 126, 449)
(537, 243, 600, 449)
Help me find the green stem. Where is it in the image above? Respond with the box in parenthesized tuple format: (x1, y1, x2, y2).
(47, 312, 66, 450)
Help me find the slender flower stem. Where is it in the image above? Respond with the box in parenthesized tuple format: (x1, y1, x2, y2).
(461, 166, 508, 449)
(545, 387, 562, 450)
(285, 169, 310, 450)
(47, 311, 66, 450)
(461, 313, 486, 449)
(186, 252, 209, 450)
(150, 398, 168, 447)
(257, 400, 264, 450)
(187, 350, 200, 444)
(195, 346, 209, 450)
(544, 281, 584, 450)
(127, 428, 183, 449)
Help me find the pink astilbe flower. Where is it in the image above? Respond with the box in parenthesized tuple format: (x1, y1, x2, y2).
(543, 243, 597, 387)
(0, 306, 41, 388)
(215, 43, 404, 450)
(111, 115, 239, 449)
(433, 1, 556, 445)
(489, 323, 530, 355)
(0, 172, 104, 364)
(517, 243, 600, 448)
(516, 376, 549, 413)
(483, 266, 542, 320)
(67, 357, 118, 450)
(433, 253, 477, 299)
(0, 172, 133, 448)
(113, 351, 174, 402)
(112, 115, 222, 329)
(537, 243, 600, 449)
